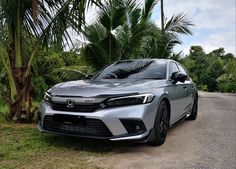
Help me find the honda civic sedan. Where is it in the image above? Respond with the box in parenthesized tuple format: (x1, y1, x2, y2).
(38, 59, 198, 146)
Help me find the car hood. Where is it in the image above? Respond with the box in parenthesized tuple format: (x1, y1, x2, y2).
(49, 79, 165, 97)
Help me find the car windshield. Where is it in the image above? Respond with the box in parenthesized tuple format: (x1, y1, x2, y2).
(93, 60, 166, 80)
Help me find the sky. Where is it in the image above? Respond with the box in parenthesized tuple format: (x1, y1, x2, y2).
(76, 0, 236, 56)
(151, 0, 236, 56)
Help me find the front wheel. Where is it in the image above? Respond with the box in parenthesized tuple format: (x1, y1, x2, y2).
(148, 101, 169, 146)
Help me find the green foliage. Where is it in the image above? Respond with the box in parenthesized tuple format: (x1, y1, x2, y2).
(0, 0, 102, 121)
(32, 49, 65, 85)
(31, 48, 84, 100)
(80, 0, 194, 70)
(32, 76, 48, 101)
(182, 46, 236, 92)
(217, 60, 236, 92)
(204, 59, 224, 92)
(218, 82, 236, 93)
(161, 13, 193, 57)
(0, 47, 9, 103)
(54, 66, 95, 81)
(59, 51, 81, 66)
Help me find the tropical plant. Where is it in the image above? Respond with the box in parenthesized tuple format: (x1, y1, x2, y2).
(80, 0, 161, 70)
(217, 58, 236, 92)
(54, 65, 94, 80)
(0, 0, 100, 122)
(181, 46, 236, 92)
(80, 0, 193, 70)
(158, 13, 194, 58)
(102, 60, 154, 79)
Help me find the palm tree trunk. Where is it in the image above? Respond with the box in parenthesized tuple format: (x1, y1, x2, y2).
(15, 0, 22, 67)
(10, 67, 33, 121)
(109, 33, 112, 64)
(1, 26, 35, 122)
(161, 0, 164, 31)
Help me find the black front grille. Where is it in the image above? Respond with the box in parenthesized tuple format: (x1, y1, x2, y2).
(50, 102, 102, 112)
(43, 115, 112, 138)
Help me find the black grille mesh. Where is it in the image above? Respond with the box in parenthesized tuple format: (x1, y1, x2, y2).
(43, 115, 112, 138)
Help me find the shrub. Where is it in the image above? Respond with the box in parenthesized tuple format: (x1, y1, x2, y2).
(32, 76, 48, 101)
(218, 82, 236, 93)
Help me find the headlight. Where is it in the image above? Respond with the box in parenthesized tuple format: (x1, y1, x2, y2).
(105, 94, 154, 107)
(44, 92, 51, 102)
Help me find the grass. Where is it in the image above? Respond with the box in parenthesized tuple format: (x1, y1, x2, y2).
(0, 109, 117, 169)
(0, 104, 8, 123)
(0, 104, 140, 169)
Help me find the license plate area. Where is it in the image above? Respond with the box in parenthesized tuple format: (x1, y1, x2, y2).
(52, 114, 85, 126)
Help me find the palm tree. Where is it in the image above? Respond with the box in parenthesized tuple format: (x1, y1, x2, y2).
(80, 0, 160, 70)
(139, 13, 194, 59)
(163, 13, 194, 56)
(0, 0, 100, 122)
(80, 0, 193, 70)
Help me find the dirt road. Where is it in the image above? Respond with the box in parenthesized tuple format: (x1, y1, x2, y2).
(99, 92, 236, 169)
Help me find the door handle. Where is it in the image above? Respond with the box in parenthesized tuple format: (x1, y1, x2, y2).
(183, 86, 187, 89)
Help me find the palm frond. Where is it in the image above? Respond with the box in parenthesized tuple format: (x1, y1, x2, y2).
(98, 0, 126, 31)
(81, 42, 109, 69)
(142, 0, 159, 20)
(169, 51, 183, 62)
(118, 22, 160, 59)
(155, 12, 195, 57)
(54, 66, 95, 81)
(165, 13, 194, 36)
(85, 22, 107, 43)
(0, 0, 100, 48)
(104, 60, 154, 79)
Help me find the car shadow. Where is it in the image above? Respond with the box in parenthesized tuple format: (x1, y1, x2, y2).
(40, 133, 145, 153)
(40, 119, 191, 154)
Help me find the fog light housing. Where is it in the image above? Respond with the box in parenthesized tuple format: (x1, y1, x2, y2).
(135, 125, 141, 130)
(120, 119, 146, 135)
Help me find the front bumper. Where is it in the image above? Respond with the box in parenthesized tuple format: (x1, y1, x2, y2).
(38, 100, 158, 141)
(37, 122, 151, 141)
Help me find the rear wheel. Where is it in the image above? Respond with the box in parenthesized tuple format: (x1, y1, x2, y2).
(148, 101, 169, 146)
(186, 96, 198, 120)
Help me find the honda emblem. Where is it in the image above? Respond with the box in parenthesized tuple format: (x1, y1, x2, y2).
(66, 99, 75, 108)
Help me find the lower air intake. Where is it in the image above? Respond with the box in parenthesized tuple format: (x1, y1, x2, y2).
(43, 115, 112, 138)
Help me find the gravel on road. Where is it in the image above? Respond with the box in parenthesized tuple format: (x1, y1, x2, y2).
(99, 92, 236, 169)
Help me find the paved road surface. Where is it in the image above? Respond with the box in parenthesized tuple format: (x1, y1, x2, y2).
(100, 92, 236, 169)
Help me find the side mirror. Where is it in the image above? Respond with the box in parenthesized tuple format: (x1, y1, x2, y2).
(171, 72, 188, 84)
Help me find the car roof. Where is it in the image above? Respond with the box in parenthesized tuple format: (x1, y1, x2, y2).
(115, 58, 175, 64)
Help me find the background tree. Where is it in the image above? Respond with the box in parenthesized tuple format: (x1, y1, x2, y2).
(79, 0, 193, 70)
(181, 46, 236, 92)
(0, 0, 100, 122)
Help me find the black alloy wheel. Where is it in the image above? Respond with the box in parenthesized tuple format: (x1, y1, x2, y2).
(148, 101, 169, 146)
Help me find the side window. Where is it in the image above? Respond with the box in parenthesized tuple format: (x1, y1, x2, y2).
(178, 64, 190, 80)
(169, 62, 179, 77)
(178, 64, 188, 75)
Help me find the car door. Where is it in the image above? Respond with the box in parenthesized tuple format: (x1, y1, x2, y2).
(177, 63, 195, 113)
(167, 62, 189, 124)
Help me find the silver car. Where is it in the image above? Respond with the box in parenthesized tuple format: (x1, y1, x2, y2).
(38, 59, 198, 146)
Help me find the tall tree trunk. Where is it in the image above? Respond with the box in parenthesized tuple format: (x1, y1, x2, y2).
(3, 45, 35, 122)
(109, 33, 112, 64)
(8, 67, 34, 122)
(161, 0, 164, 31)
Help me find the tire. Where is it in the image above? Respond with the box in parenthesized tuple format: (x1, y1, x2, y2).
(186, 96, 198, 120)
(148, 101, 170, 146)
